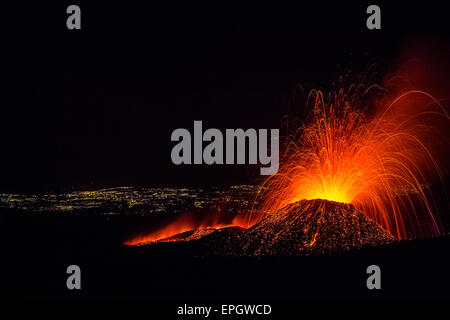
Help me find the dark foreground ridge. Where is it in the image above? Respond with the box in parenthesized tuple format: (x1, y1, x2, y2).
(142, 199, 396, 255)
(1, 198, 449, 299)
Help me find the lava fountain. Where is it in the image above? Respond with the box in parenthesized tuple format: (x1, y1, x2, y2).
(124, 210, 250, 245)
(245, 87, 449, 240)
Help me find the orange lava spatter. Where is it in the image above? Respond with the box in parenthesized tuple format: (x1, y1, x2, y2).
(247, 89, 449, 239)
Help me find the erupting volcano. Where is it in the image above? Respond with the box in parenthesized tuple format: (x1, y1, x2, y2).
(127, 67, 449, 255)
(247, 88, 449, 240)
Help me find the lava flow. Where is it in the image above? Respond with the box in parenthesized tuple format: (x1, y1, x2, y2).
(124, 211, 250, 245)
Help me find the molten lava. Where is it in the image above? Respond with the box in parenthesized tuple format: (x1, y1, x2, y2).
(124, 212, 250, 245)
(248, 89, 449, 239)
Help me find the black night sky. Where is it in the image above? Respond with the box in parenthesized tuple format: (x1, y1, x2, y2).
(5, 2, 450, 192)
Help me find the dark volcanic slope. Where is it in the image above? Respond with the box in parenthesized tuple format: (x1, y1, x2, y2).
(144, 199, 395, 256)
(241, 199, 395, 256)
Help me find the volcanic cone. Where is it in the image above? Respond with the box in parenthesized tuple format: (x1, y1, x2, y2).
(240, 199, 395, 256)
